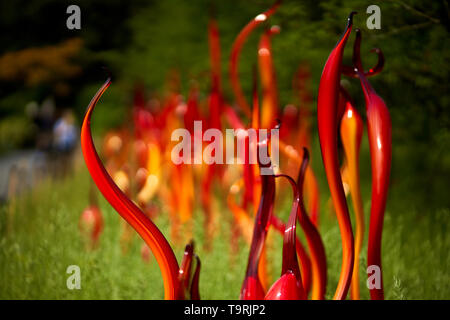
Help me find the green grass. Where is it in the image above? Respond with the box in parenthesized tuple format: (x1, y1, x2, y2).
(0, 144, 449, 300)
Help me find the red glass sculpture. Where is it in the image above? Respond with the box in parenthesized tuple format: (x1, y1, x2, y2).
(347, 29, 391, 300)
(317, 12, 356, 300)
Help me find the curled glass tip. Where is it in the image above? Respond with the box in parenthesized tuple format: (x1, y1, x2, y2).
(342, 29, 385, 78)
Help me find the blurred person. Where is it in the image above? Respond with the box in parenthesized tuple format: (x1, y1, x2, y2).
(31, 97, 55, 152)
(52, 109, 78, 177)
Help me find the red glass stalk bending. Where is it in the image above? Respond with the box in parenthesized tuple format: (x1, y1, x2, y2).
(265, 173, 306, 300)
(240, 138, 276, 300)
(81, 78, 181, 300)
(270, 215, 312, 295)
(178, 241, 202, 300)
(342, 48, 384, 78)
(242, 68, 260, 209)
(317, 13, 356, 300)
(351, 29, 391, 300)
(178, 242, 194, 297)
(240, 172, 275, 299)
(258, 26, 280, 129)
(339, 86, 365, 300)
(201, 19, 224, 249)
(229, 0, 281, 118)
(295, 148, 327, 300)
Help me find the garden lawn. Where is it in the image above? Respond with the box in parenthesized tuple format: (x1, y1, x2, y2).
(0, 143, 449, 299)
